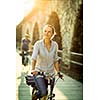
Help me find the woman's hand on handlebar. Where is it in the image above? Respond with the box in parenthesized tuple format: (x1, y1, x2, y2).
(31, 70, 38, 76)
(57, 72, 64, 80)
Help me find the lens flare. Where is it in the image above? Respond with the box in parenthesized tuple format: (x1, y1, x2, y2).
(16, 0, 35, 25)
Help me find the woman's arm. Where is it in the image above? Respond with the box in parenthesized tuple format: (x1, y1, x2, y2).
(31, 41, 39, 75)
(32, 59, 36, 70)
(54, 61, 60, 73)
(54, 61, 63, 79)
(31, 59, 38, 75)
(54, 42, 60, 73)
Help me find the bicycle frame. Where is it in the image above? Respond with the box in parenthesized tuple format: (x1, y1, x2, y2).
(20, 51, 29, 66)
(33, 76, 55, 100)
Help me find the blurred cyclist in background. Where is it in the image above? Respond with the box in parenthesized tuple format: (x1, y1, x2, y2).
(21, 33, 32, 65)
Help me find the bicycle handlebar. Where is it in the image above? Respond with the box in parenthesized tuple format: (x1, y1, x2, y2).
(31, 70, 64, 81)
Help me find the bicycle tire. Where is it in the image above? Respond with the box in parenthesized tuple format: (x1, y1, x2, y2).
(32, 87, 38, 100)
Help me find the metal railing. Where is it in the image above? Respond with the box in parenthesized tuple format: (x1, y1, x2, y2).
(58, 50, 83, 66)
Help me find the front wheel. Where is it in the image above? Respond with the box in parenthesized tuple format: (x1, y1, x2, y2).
(24, 56, 28, 66)
(32, 94, 37, 100)
(32, 87, 37, 100)
(40, 95, 48, 100)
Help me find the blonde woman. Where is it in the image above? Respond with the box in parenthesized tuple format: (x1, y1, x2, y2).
(31, 24, 61, 99)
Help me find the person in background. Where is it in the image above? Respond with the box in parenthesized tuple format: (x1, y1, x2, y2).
(31, 24, 62, 99)
(21, 33, 32, 65)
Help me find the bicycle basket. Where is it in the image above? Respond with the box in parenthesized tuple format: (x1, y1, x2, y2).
(25, 75, 35, 87)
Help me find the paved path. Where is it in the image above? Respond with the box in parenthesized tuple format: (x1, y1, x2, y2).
(16, 52, 83, 100)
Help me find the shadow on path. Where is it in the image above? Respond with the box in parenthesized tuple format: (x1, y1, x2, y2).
(54, 74, 83, 100)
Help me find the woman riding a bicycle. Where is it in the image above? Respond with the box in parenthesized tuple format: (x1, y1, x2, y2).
(31, 24, 61, 99)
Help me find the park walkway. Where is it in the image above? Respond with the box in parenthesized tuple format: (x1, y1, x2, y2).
(16, 52, 83, 100)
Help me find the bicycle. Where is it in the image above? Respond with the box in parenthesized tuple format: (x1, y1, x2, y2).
(25, 71, 64, 100)
(19, 51, 32, 66)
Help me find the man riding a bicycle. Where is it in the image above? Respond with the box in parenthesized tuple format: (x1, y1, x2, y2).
(20, 33, 32, 65)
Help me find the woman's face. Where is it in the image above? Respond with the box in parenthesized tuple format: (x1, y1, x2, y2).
(43, 26, 53, 40)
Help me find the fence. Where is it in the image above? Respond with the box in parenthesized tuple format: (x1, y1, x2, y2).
(58, 50, 83, 82)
